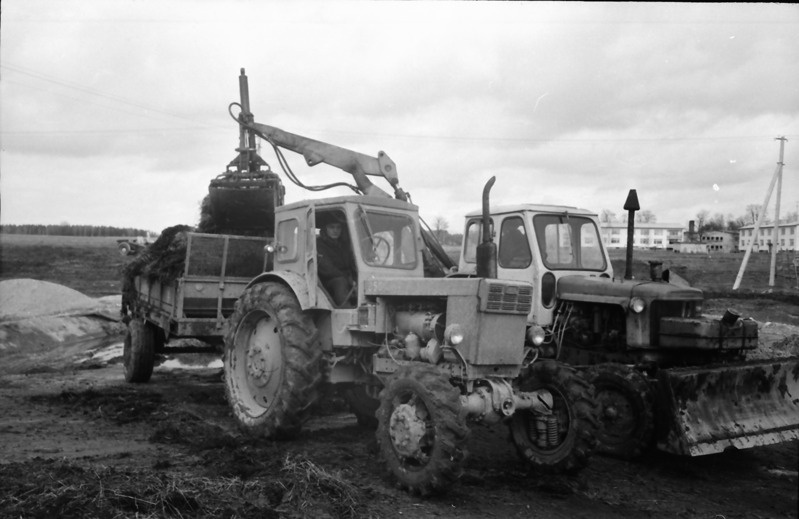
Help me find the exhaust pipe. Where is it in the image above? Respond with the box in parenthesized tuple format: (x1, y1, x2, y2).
(476, 176, 497, 279)
(623, 189, 640, 280)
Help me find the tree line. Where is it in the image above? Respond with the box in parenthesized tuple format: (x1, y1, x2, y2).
(0, 224, 153, 237)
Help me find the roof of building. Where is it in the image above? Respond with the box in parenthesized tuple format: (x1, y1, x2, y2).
(738, 221, 799, 230)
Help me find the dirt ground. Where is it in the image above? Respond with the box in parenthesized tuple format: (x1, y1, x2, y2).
(1, 235, 798, 518)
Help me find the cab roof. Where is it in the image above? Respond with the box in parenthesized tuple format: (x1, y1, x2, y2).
(464, 203, 598, 218)
(279, 194, 419, 213)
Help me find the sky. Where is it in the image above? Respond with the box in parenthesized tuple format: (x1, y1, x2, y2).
(2, 1, 798, 234)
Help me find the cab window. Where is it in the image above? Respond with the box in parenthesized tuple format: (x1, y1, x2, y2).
(533, 214, 606, 271)
(462, 218, 493, 264)
(356, 208, 418, 269)
(276, 218, 299, 263)
(498, 216, 531, 269)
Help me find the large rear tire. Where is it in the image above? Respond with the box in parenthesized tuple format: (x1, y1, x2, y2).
(376, 364, 469, 496)
(123, 318, 155, 383)
(223, 282, 322, 439)
(509, 360, 599, 473)
(586, 363, 655, 459)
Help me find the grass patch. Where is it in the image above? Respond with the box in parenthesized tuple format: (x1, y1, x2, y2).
(0, 459, 280, 518)
(0, 455, 366, 519)
(281, 454, 364, 519)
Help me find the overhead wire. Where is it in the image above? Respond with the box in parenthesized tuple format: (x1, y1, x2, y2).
(4, 62, 796, 147)
(0, 61, 224, 133)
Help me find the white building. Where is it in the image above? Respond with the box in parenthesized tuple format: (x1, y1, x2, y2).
(600, 222, 684, 249)
(738, 221, 799, 252)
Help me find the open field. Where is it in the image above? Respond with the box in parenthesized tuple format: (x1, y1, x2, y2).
(1, 234, 797, 518)
(0, 234, 129, 297)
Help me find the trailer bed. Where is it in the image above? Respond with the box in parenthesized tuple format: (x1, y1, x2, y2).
(134, 232, 267, 340)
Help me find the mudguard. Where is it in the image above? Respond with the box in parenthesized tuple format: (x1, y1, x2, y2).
(655, 356, 799, 456)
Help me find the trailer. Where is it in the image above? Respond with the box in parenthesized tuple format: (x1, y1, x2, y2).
(123, 232, 269, 382)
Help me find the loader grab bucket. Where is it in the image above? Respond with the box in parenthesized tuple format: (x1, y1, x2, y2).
(203, 68, 285, 234)
(207, 173, 283, 232)
(655, 357, 799, 456)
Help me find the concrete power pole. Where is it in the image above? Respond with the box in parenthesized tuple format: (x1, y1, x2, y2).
(769, 137, 786, 286)
(733, 136, 786, 290)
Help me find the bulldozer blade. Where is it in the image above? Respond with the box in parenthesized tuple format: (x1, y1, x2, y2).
(655, 357, 799, 456)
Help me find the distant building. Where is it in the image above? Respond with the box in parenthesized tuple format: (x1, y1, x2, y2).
(600, 222, 684, 249)
(738, 221, 799, 252)
(700, 230, 739, 253)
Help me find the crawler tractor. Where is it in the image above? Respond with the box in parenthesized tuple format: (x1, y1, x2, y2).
(456, 193, 799, 458)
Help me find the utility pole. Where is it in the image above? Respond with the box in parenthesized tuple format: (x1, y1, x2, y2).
(733, 136, 786, 290)
(769, 136, 786, 286)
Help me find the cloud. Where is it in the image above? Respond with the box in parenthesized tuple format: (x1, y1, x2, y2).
(2, 1, 798, 234)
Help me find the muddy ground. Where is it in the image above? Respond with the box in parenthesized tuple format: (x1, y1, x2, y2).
(0, 235, 798, 518)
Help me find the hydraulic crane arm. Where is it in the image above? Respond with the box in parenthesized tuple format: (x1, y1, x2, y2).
(244, 121, 408, 202)
(251, 123, 407, 201)
(225, 68, 452, 273)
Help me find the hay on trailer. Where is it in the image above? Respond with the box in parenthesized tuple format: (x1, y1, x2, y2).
(121, 224, 193, 316)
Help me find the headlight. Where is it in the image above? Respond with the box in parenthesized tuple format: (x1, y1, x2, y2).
(527, 325, 546, 346)
(630, 297, 646, 313)
(693, 301, 703, 317)
(444, 324, 464, 346)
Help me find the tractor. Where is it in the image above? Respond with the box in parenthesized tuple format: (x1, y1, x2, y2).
(121, 69, 600, 495)
(455, 194, 799, 458)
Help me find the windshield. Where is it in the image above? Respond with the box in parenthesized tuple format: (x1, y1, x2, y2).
(533, 214, 606, 271)
(356, 208, 418, 269)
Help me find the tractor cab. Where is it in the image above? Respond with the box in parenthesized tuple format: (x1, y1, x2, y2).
(266, 195, 426, 310)
(458, 204, 612, 327)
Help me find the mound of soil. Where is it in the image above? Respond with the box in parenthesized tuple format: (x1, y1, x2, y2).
(0, 279, 125, 375)
(0, 279, 99, 321)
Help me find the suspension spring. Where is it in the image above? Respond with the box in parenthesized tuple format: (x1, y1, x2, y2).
(546, 415, 560, 447)
(534, 416, 548, 448)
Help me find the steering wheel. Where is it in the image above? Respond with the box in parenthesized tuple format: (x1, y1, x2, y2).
(362, 236, 391, 265)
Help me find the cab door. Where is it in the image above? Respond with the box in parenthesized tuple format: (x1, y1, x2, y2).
(273, 204, 316, 305)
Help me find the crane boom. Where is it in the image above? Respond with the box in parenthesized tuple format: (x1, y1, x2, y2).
(246, 122, 407, 201)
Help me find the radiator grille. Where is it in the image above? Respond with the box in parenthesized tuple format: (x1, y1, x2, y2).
(484, 282, 533, 314)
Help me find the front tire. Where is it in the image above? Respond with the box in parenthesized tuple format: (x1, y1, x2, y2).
(376, 364, 469, 496)
(123, 318, 155, 383)
(223, 282, 322, 439)
(509, 360, 599, 473)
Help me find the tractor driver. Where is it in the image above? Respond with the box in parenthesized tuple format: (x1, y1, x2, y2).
(317, 216, 356, 307)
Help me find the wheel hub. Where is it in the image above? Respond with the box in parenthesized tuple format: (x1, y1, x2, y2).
(246, 344, 271, 386)
(389, 402, 428, 459)
(245, 317, 279, 388)
(597, 390, 634, 434)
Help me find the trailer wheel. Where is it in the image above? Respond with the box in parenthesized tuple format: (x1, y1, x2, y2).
(345, 382, 382, 428)
(376, 364, 469, 496)
(509, 360, 599, 473)
(586, 363, 655, 459)
(223, 282, 322, 439)
(124, 318, 155, 383)
(118, 243, 131, 256)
